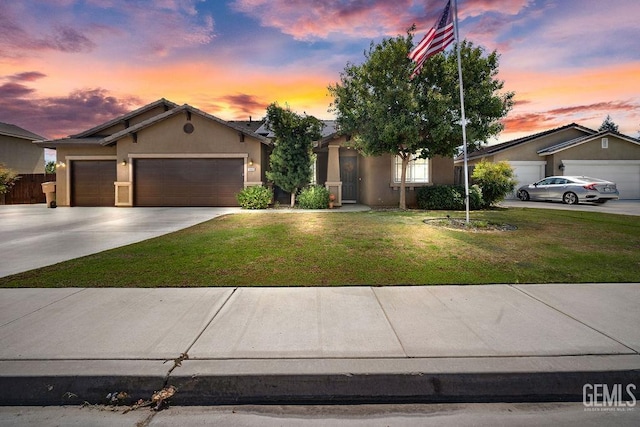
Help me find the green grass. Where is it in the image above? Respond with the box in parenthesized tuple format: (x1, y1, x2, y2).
(2, 208, 639, 287)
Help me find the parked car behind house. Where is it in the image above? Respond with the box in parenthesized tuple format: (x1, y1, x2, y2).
(517, 176, 619, 204)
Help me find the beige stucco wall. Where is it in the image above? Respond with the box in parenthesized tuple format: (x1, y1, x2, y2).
(547, 135, 640, 175)
(115, 113, 264, 187)
(0, 136, 45, 174)
(465, 127, 593, 168)
(359, 154, 453, 207)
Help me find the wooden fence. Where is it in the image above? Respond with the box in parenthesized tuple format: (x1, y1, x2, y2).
(1, 174, 56, 205)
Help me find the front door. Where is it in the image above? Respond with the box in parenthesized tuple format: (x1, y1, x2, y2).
(340, 156, 358, 202)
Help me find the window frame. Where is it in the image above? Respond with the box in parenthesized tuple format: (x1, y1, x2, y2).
(393, 154, 430, 184)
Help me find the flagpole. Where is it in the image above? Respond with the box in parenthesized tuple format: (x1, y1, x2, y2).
(452, 0, 470, 224)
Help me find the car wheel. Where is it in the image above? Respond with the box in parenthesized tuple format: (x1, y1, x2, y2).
(518, 190, 530, 201)
(563, 192, 578, 205)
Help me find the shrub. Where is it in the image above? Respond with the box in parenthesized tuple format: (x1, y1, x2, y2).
(416, 185, 483, 210)
(0, 164, 20, 195)
(298, 185, 330, 209)
(236, 185, 272, 209)
(471, 160, 517, 207)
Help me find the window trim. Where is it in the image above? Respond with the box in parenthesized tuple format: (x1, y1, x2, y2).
(393, 154, 430, 184)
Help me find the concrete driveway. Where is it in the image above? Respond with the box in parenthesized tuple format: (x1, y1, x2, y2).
(500, 199, 640, 216)
(0, 205, 239, 278)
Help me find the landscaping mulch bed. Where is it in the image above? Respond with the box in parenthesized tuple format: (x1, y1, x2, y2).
(424, 217, 518, 232)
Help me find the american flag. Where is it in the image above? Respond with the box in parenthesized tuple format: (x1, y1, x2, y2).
(409, 0, 455, 78)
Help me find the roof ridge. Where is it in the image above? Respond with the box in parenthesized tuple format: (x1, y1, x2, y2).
(70, 98, 179, 138)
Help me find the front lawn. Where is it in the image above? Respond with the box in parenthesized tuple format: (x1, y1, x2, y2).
(2, 208, 639, 287)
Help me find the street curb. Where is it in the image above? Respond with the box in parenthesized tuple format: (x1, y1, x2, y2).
(2, 356, 638, 406)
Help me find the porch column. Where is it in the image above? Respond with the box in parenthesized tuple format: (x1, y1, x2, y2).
(325, 142, 342, 206)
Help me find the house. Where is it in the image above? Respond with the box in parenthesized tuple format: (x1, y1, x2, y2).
(455, 123, 640, 199)
(35, 99, 271, 207)
(0, 122, 45, 173)
(35, 99, 455, 207)
(256, 121, 454, 207)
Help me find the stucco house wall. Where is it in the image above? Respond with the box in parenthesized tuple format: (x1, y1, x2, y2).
(0, 124, 45, 174)
(357, 154, 453, 207)
(114, 112, 265, 186)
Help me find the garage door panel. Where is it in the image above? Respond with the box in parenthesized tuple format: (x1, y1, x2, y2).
(507, 162, 546, 199)
(72, 160, 116, 206)
(564, 161, 640, 199)
(134, 158, 244, 207)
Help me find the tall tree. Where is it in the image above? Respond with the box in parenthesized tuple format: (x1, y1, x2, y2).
(598, 115, 619, 133)
(265, 103, 323, 207)
(329, 32, 513, 209)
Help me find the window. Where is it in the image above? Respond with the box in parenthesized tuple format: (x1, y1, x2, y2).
(601, 138, 608, 149)
(394, 155, 429, 183)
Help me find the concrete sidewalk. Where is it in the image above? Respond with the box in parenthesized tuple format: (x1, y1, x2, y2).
(1, 284, 638, 405)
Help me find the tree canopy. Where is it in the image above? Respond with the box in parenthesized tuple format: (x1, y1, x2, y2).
(265, 103, 323, 207)
(598, 115, 619, 133)
(328, 31, 514, 209)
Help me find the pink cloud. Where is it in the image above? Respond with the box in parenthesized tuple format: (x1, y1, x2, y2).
(219, 94, 270, 117)
(0, 79, 141, 138)
(231, 0, 532, 40)
(0, 1, 214, 60)
(502, 101, 640, 135)
(232, 0, 423, 40)
(460, 0, 532, 18)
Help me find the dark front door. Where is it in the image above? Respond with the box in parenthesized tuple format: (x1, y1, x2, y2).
(340, 156, 358, 202)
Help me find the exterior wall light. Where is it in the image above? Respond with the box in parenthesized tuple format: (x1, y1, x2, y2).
(248, 159, 253, 166)
(121, 160, 127, 166)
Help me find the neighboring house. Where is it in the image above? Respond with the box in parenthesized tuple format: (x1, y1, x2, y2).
(256, 120, 454, 207)
(0, 122, 45, 173)
(35, 99, 455, 207)
(455, 123, 640, 199)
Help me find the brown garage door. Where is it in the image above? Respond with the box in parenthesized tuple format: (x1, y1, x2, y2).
(134, 158, 244, 206)
(71, 160, 116, 206)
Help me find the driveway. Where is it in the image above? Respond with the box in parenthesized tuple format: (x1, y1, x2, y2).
(0, 205, 239, 278)
(500, 199, 640, 216)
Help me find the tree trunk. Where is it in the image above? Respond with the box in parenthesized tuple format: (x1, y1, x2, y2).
(290, 189, 296, 208)
(399, 155, 410, 210)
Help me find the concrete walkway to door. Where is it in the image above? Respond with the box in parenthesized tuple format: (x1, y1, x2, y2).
(0, 205, 240, 278)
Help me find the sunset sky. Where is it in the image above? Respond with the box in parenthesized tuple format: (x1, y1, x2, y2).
(1, 0, 639, 143)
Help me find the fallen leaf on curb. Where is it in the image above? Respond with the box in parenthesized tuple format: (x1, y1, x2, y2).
(151, 385, 177, 410)
(121, 385, 178, 413)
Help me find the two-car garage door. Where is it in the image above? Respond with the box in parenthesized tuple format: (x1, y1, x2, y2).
(563, 160, 640, 199)
(134, 158, 244, 206)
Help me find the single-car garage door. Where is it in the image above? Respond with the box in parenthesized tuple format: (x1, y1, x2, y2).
(134, 158, 244, 206)
(563, 160, 640, 199)
(71, 160, 116, 206)
(506, 161, 546, 199)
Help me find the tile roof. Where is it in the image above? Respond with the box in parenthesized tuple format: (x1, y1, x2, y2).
(537, 130, 640, 155)
(71, 98, 179, 138)
(0, 122, 44, 141)
(101, 104, 271, 145)
(456, 123, 597, 162)
(255, 120, 338, 139)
